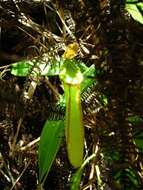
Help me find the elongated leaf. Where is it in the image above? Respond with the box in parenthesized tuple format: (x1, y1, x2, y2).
(126, 3, 143, 24)
(38, 120, 64, 183)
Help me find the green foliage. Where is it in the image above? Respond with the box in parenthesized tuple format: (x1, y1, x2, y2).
(71, 154, 96, 190)
(10, 58, 94, 78)
(70, 169, 83, 190)
(2, 1, 143, 189)
(126, 0, 143, 24)
(38, 120, 64, 183)
(128, 115, 143, 125)
(113, 167, 140, 189)
(11, 59, 62, 77)
(11, 61, 33, 77)
(10, 57, 96, 184)
(80, 64, 96, 92)
(128, 116, 143, 150)
(134, 131, 143, 150)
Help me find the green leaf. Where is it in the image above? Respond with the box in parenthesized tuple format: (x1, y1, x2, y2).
(134, 136, 143, 150)
(126, 3, 143, 24)
(128, 115, 143, 125)
(126, 0, 139, 3)
(138, 3, 143, 10)
(135, 139, 143, 149)
(11, 59, 61, 77)
(11, 61, 33, 76)
(81, 64, 96, 93)
(38, 120, 64, 183)
(125, 168, 139, 186)
(71, 169, 83, 190)
(41, 60, 61, 76)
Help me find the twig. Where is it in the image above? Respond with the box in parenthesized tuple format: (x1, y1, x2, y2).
(20, 137, 40, 151)
(9, 118, 23, 157)
(10, 160, 31, 190)
(0, 169, 11, 182)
